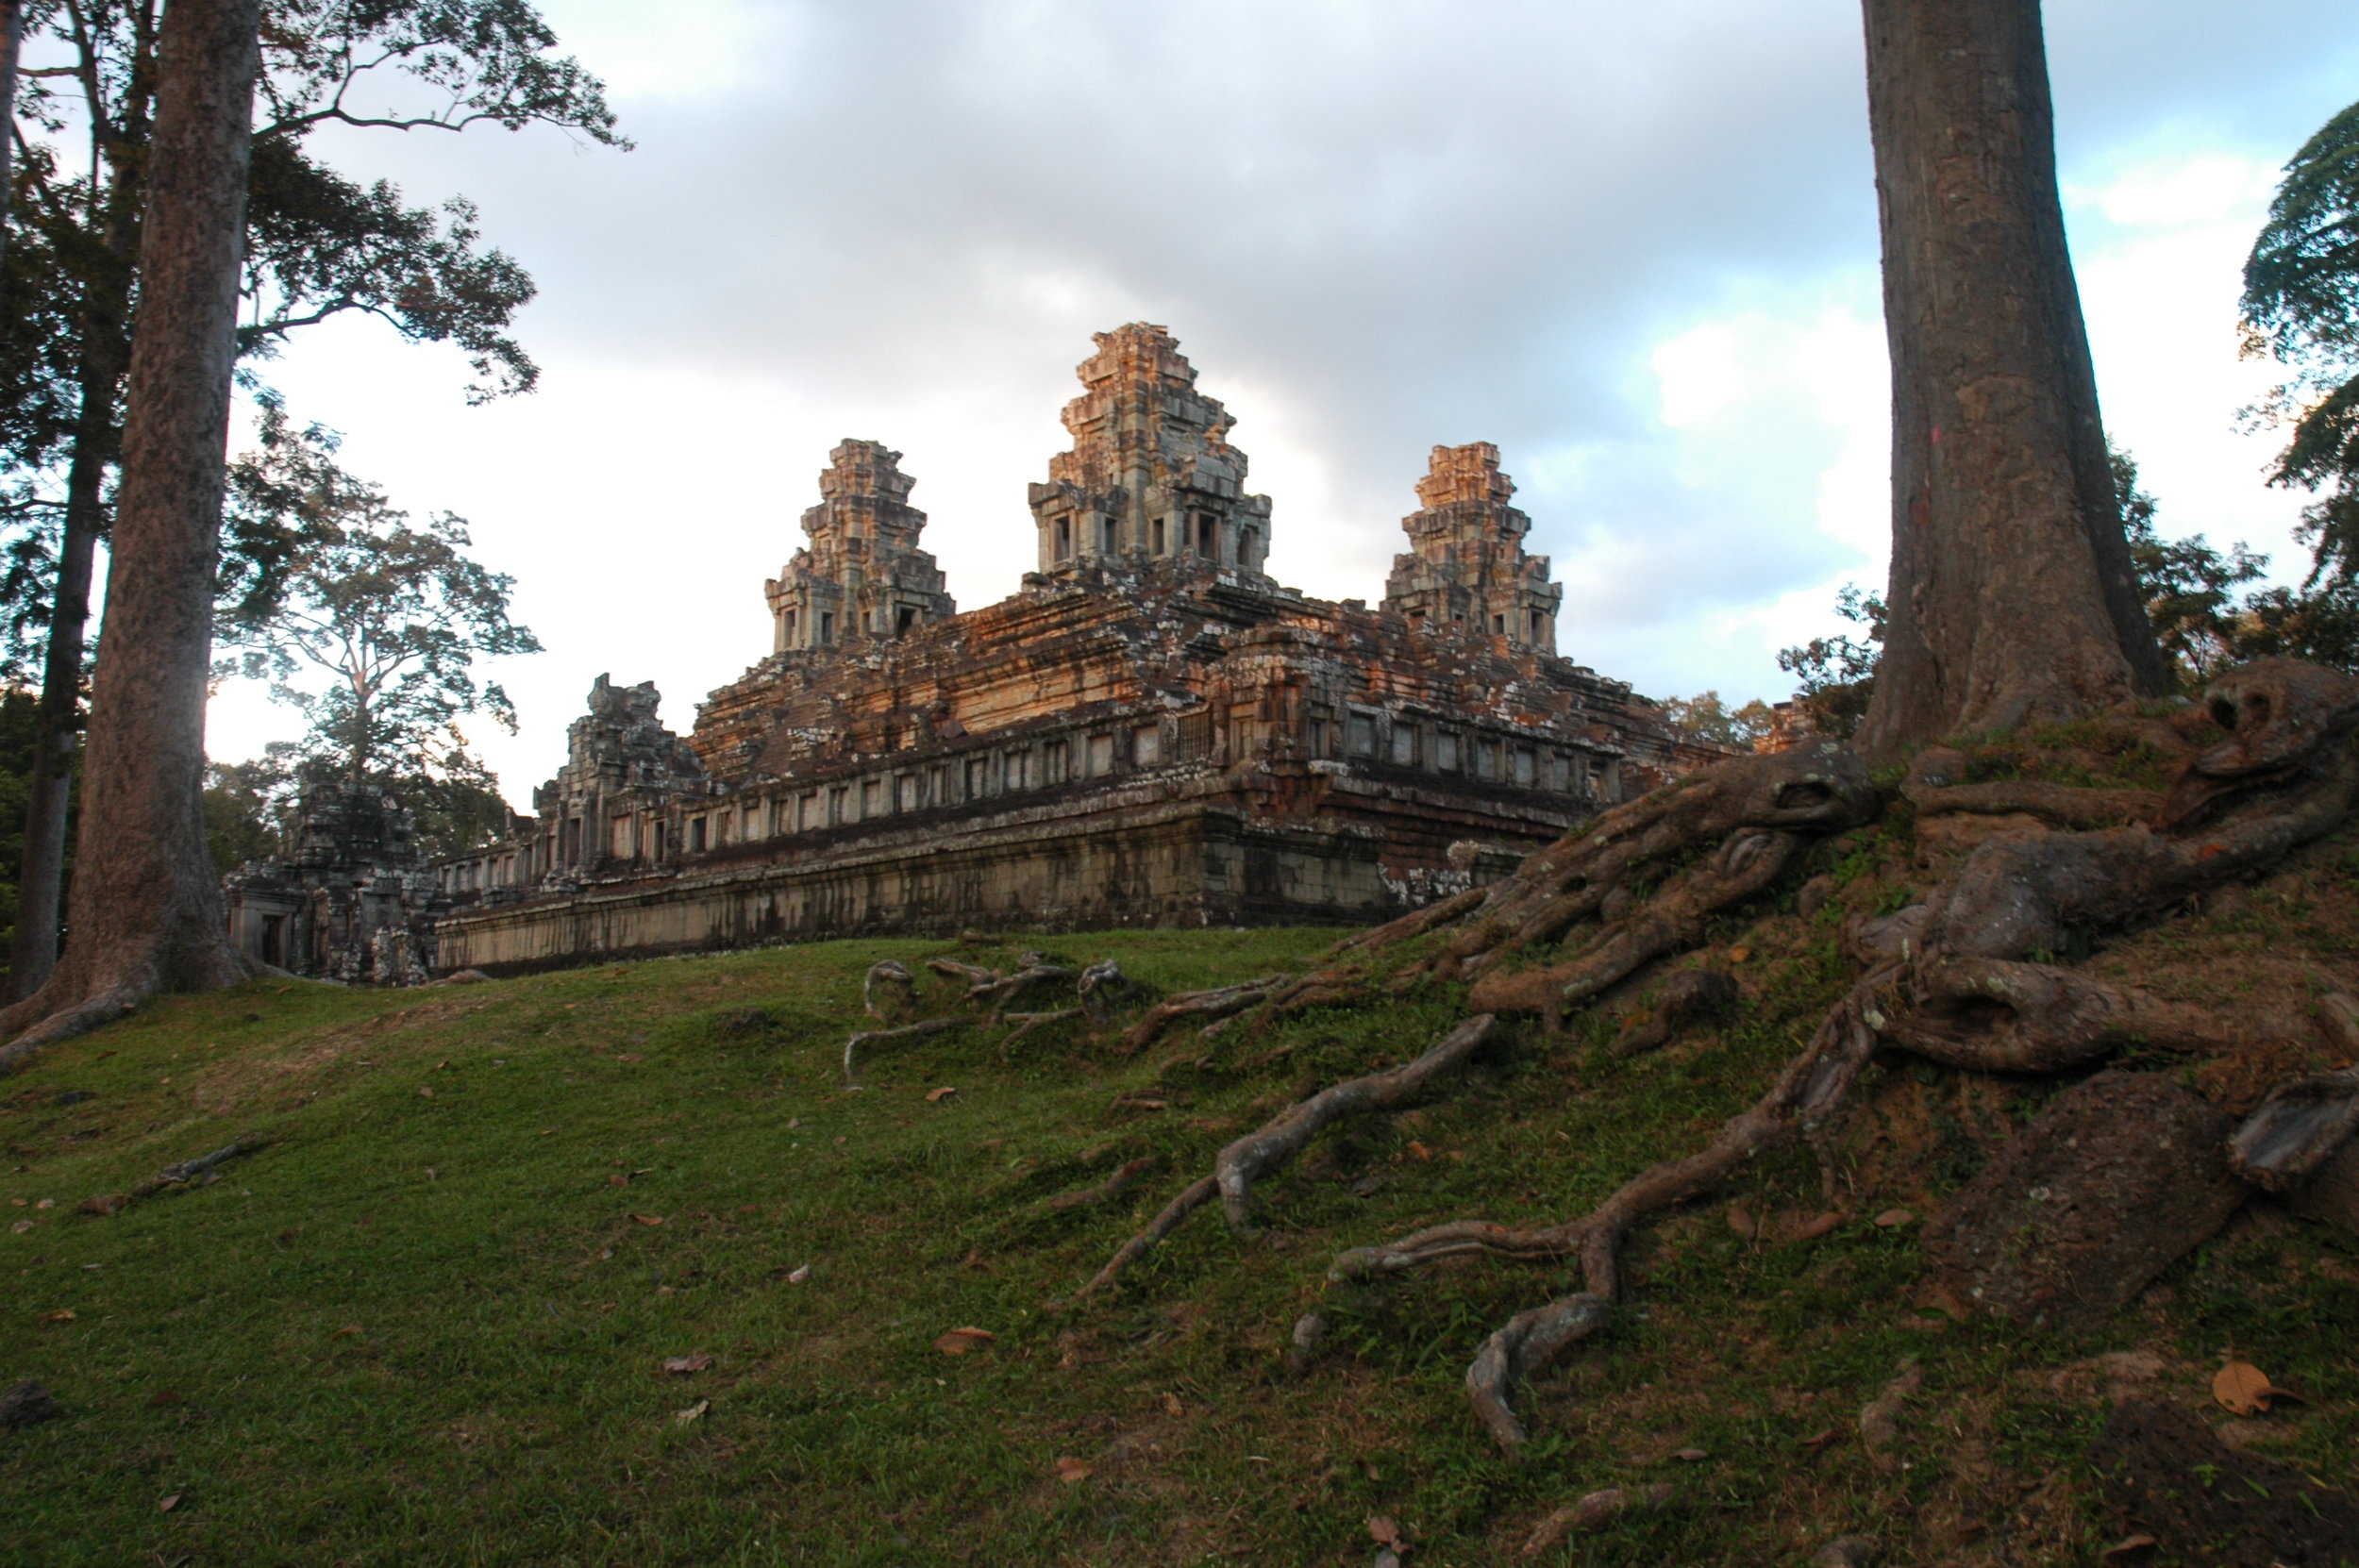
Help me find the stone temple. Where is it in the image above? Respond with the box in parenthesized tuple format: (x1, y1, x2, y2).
(250, 325, 1715, 976)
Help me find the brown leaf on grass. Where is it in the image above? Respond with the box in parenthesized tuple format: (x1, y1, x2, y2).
(673, 1398, 709, 1424)
(1726, 1203, 1756, 1239)
(332, 1325, 360, 1339)
(158, 1494, 180, 1512)
(616, 1054, 644, 1064)
(1405, 1141, 1432, 1162)
(417, 1086, 433, 1099)
(1367, 1515, 1404, 1548)
(2212, 1359, 2297, 1415)
(1799, 1427, 1838, 1449)
(1054, 1455, 1092, 1484)
(1786, 1210, 1844, 1242)
(1670, 1446, 1708, 1462)
(1728, 944, 1753, 963)
(41, 1309, 74, 1323)
(2100, 1534, 2158, 1559)
(926, 1086, 959, 1103)
(661, 1353, 713, 1375)
(11, 1218, 32, 1233)
(1873, 1207, 1916, 1228)
(77, 1193, 125, 1217)
(933, 1326, 995, 1355)
(786, 1263, 811, 1285)
(629, 1213, 664, 1226)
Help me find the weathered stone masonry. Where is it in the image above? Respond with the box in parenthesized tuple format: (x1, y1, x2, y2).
(401, 325, 1719, 975)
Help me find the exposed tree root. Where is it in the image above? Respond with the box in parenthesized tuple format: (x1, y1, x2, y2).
(1119, 974, 1293, 1053)
(863, 960, 916, 1023)
(1612, 968, 1738, 1058)
(122, 1136, 261, 1205)
(843, 1016, 964, 1082)
(1045, 1157, 1154, 1211)
(1901, 746, 2163, 828)
(1876, 957, 2287, 1073)
(998, 1009, 1083, 1052)
(1085, 1016, 1498, 1293)
(1520, 1484, 1676, 1556)
(2230, 1009, 2359, 1188)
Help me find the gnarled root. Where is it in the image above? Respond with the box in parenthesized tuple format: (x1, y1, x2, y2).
(2229, 999, 2359, 1188)
(863, 960, 916, 1023)
(127, 1136, 261, 1203)
(2162, 659, 2359, 830)
(1084, 1016, 1498, 1293)
(1120, 974, 1293, 1052)
(1902, 748, 2163, 828)
(1467, 828, 1805, 1016)
(998, 1009, 1083, 1052)
(1877, 957, 2285, 1073)
(1045, 1157, 1154, 1211)
(843, 1016, 964, 1082)
(1612, 967, 1738, 1058)
(1214, 1015, 1497, 1229)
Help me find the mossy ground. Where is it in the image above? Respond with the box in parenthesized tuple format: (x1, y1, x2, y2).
(2, 894, 2354, 1564)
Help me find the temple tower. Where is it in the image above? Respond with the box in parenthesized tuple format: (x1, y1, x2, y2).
(767, 441, 956, 653)
(1028, 324, 1274, 579)
(1381, 442, 1563, 651)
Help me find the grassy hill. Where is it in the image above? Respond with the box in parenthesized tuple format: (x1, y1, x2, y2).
(2, 911, 2354, 1565)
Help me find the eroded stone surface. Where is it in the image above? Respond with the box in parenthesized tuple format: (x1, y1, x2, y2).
(1922, 1070, 2244, 1328)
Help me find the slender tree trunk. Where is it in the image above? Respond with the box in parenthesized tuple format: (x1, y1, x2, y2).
(0, 0, 259, 1062)
(0, 0, 22, 240)
(1855, 0, 2168, 759)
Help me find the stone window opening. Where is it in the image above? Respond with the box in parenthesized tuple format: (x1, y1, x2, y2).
(1152, 517, 1165, 554)
(1133, 724, 1162, 766)
(819, 610, 835, 643)
(1348, 714, 1377, 758)
(897, 606, 916, 636)
(688, 816, 707, 853)
(828, 788, 847, 826)
(1307, 716, 1328, 756)
(1514, 748, 1536, 787)
(1086, 733, 1114, 776)
(1102, 517, 1118, 555)
(1196, 514, 1216, 559)
(1056, 517, 1072, 559)
(1476, 741, 1499, 780)
(895, 774, 918, 812)
(1390, 725, 1418, 766)
(1175, 710, 1212, 760)
(1530, 609, 1546, 642)
(964, 757, 988, 799)
(782, 609, 797, 645)
(1045, 741, 1069, 785)
(1493, 613, 1506, 634)
(1436, 730, 1461, 771)
(861, 778, 883, 816)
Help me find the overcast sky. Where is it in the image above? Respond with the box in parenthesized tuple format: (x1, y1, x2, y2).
(200, 0, 2359, 804)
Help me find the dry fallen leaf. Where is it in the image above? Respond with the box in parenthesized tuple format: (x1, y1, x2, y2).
(661, 1353, 714, 1375)
(629, 1213, 664, 1226)
(41, 1309, 74, 1323)
(1054, 1456, 1092, 1484)
(34, 1198, 54, 1209)
(1162, 1391, 1183, 1416)
(158, 1494, 180, 1513)
(926, 1086, 958, 1103)
(11, 1219, 32, 1234)
(616, 1054, 644, 1064)
(786, 1263, 811, 1285)
(1405, 1141, 1432, 1162)
(1670, 1447, 1709, 1462)
(2100, 1534, 2158, 1559)
(2213, 1359, 2295, 1416)
(674, 1398, 709, 1424)
(1798, 1427, 1838, 1449)
(417, 1086, 433, 1099)
(932, 1326, 995, 1355)
(1873, 1208, 1916, 1228)
(1728, 944, 1753, 963)
(332, 1325, 360, 1338)
(1367, 1515, 1404, 1549)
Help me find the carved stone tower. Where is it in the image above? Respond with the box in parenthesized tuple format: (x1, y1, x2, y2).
(767, 441, 956, 653)
(1028, 324, 1274, 579)
(1381, 442, 1563, 650)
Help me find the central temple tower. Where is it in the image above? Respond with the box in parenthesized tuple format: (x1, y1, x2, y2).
(1027, 324, 1274, 580)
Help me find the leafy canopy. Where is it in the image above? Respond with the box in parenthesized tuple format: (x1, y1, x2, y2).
(214, 404, 542, 786)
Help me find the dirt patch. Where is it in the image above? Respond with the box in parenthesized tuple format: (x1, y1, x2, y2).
(1923, 1071, 2245, 1328)
(2087, 1398, 2359, 1566)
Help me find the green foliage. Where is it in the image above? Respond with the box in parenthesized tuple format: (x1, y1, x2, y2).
(214, 406, 541, 781)
(202, 752, 296, 873)
(2243, 98, 2359, 631)
(0, 0, 624, 671)
(2112, 446, 2267, 690)
(1660, 690, 1774, 748)
(1776, 583, 1883, 738)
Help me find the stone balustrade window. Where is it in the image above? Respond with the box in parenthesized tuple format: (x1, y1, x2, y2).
(1087, 734, 1113, 776)
(1046, 742, 1069, 785)
(1133, 725, 1162, 766)
(688, 817, 707, 852)
(1436, 731, 1461, 771)
(1349, 715, 1377, 757)
(1176, 711, 1212, 759)
(1390, 725, 1418, 766)
(862, 778, 883, 816)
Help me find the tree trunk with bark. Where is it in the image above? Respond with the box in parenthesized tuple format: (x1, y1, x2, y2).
(0, 0, 260, 1062)
(0, 1, 23, 240)
(1855, 0, 2169, 759)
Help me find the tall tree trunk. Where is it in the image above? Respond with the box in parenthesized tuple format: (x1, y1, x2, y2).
(0, 0, 259, 1062)
(8, 48, 156, 1000)
(1854, 0, 2168, 759)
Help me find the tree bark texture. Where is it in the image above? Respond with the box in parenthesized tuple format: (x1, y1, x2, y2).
(0, 1, 22, 241)
(1856, 0, 2168, 759)
(0, 0, 259, 1059)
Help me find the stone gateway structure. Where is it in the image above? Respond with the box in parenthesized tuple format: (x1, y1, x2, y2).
(397, 325, 1719, 975)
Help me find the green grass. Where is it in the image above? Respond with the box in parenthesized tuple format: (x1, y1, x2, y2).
(2, 926, 2354, 1565)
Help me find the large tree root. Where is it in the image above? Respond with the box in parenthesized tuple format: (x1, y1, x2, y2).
(2230, 1001, 2359, 1188)
(843, 1017, 965, 1082)
(1467, 828, 1806, 1017)
(1082, 1015, 1499, 1294)
(1119, 974, 1293, 1052)
(1875, 957, 2296, 1073)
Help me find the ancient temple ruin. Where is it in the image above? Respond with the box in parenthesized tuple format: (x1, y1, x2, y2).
(221, 767, 446, 984)
(413, 324, 1718, 974)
